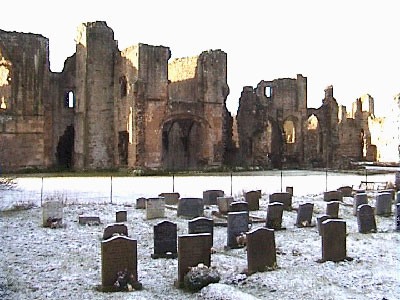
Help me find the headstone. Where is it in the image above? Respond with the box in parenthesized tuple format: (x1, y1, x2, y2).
(396, 203, 400, 231)
(103, 223, 128, 240)
(217, 196, 234, 214)
(381, 189, 395, 201)
(177, 198, 204, 218)
(146, 197, 165, 220)
(269, 192, 292, 210)
(396, 191, 400, 204)
(266, 203, 284, 230)
(317, 215, 331, 236)
(136, 197, 146, 209)
(229, 201, 249, 213)
(337, 186, 353, 197)
(246, 227, 276, 275)
(227, 212, 249, 249)
(353, 193, 368, 216)
(321, 219, 346, 262)
(79, 215, 101, 225)
(203, 190, 224, 205)
(357, 204, 377, 233)
(177, 233, 212, 287)
(42, 201, 63, 228)
(152, 221, 177, 259)
(326, 201, 340, 218)
(188, 217, 214, 247)
(116, 210, 127, 222)
(375, 192, 392, 216)
(159, 192, 180, 205)
(323, 191, 343, 202)
(286, 186, 293, 196)
(245, 191, 261, 211)
(101, 236, 141, 289)
(295, 203, 314, 227)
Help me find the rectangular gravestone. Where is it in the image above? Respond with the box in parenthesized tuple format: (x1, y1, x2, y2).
(375, 192, 392, 216)
(323, 191, 343, 202)
(396, 191, 400, 204)
(116, 210, 127, 223)
(357, 204, 377, 233)
(326, 201, 340, 218)
(227, 212, 249, 249)
(266, 202, 284, 230)
(286, 186, 293, 196)
(152, 221, 177, 259)
(381, 189, 395, 201)
(247, 227, 276, 275)
(146, 197, 165, 220)
(101, 236, 141, 289)
(177, 198, 204, 218)
(321, 219, 347, 262)
(296, 203, 314, 227)
(269, 192, 292, 210)
(79, 215, 101, 226)
(42, 201, 63, 228)
(337, 186, 353, 197)
(176, 233, 212, 288)
(229, 201, 249, 213)
(245, 191, 261, 211)
(203, 190, 224, 205)
(317, 215, 332, 236)
(136, 197, 146, 209)
(353, 193, 368, 216)
(188, 217, 214, 247)
(159, 192, 180, 205)
(103, 223, 128, 240)
(217, 196, 234, 214)
(396, 203, 400, 231)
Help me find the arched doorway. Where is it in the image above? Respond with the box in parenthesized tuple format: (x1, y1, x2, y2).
(56, 125, 74, 169)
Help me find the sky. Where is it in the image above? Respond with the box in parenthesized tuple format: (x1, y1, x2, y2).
(1, 0, 399, 116)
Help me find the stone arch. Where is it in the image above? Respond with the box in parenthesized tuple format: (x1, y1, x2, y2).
(304, 113, 323, 166)
(0, 52, 12, 110)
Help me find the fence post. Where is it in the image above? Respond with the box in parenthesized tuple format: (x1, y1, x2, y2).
(110, 176, 113, 204)
(230, 172, 233, 196)
(40, 177, 44, 206)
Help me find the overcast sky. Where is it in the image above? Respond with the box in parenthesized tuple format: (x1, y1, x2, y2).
(1, 0, 398, 116)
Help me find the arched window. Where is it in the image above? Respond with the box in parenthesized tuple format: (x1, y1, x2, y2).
(65, 90, 75, 108)
(307, 114, 318, 130)
(283, 120, 295, 144)
(119, 76, 127, 98)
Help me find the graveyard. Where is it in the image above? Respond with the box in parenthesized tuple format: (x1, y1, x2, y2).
(0, 173, 399, 300)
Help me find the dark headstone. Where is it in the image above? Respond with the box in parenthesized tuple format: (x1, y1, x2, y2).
(286, 186, 293, 196)
(103, 223, 128, 240)
(354, 189, 366, 194)
(79, 215, 101, 225)
(396, 203, 400, 231)
(229, 201, 249, 213)
(396, 191, 400, 204)
(375, 192, 392, 216)
(188, 217, 214, 247)
(159, 193, 180, 205)
(321, 219, 346, 262)
(357, 204, 377, 233)
(146, 197, 165, 220)
(101, 236, 140, 289)
(326, 201, 340, 218)
(152, 220, 177, 259)
(203, 190, 224, 205)
(227, 212, 249, 249)
(177, 233, 212, 287)
(353, 193, 368, 216)
(295, 203, 314, 227)
(323, 191, 343, 202)
(217, 196, 234, 214)
(245, 191, 261, 211)
(317, 215, 332, 236)
(381, 189, 395, 201)
(337, 186, 353, 197)
(136, 197, 146, 209)
(269, 192, 292, 210)
(246, 228, 276, 275)
(116, 210, 127, 223)
(266, 203, 284, 230)
(177, 198, 204, 218)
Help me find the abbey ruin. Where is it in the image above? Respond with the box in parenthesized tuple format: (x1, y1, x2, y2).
(0, 21, 399, 172)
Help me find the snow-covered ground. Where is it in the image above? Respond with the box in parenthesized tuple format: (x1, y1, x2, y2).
(0, 171, 399, 299)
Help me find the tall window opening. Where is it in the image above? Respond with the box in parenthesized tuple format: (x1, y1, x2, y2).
(283, 120, 295, 143)
(65, 91, 75, 108)
(265, 86, 272, 98)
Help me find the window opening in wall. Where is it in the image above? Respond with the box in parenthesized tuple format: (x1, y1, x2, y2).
(120, 76, 127, 98)
(307, 114, 318, 130)
(283, 120, 295, 143)
(265, 86, 272, 98)
(65, 91, 75, 108)
(0, 96, 6, 109)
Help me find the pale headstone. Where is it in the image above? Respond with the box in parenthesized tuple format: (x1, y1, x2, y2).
(136, 197, 146, 209)
(203, 190, 224, 205)
(246, 227, 276, 275)
(177, 198, 204, 218)
(152, 220, 177, 259)
(326, 201, 340, 218)
(159, 192, 180, 205)
(146, 197, 165, 220)
(321, 219, 346, 262)
(317, 215, 331, 236)
(295, 203, 314, 227)
(396, 203, 400, 231)
(323, 191, 343, 202)
(42, 201, 63, 228)
(245, 191, 261, 211)
(227, 212, 249, 249)
(79, 215, 100, 225)
(188, 217, 214, 247)
(337, 186, 353, 197)
(375, 192, 392, 216)
(357, 204, 377, 233)
(269, 192, 292, 210)
(266, 202, 284, 230)
(286, 186, 293, 196)
(116, 210, 127, 223)
(353, 193, 368, 216)
(217, 196, 234, 214)
(103, 223, 128, 240)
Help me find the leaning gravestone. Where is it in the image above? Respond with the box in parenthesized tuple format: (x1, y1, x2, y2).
(146, 198, 165, 220)
(375, 192, 392, 216)
(353, 193, 368, 216)
(203, 190, 224, 205)
(317, 215, 332, 236)
(246, 227, 276, 275)
(323, 191, 343, 202)
(79, 215, 101, 226)
(396, 203, 400, 231)
(177, 198, 204, 218)
(337, 186, 353, 197)
(42, 201, 63, 228)
(321, 219, 347, 262)
(217, 196, 234, 214)
(266, 202, 284, 230)
(159, 192, 180, 205)
(103, 223, 128, 240)
(116, 210, 127, 223)
(295, 203, 314, 227)
(227, 212, 249, 249)
(357, 204, 377, 233)
(136, 197, 146, 209)
(245, 191, 261, 211)
(176, 233, 212, 288)
(188, 217, 214, 247)
(101, 236, 141, 290)
(269, 192, 292, 210)
(326, 201, 340, 218)
(152, 221, 177, 259)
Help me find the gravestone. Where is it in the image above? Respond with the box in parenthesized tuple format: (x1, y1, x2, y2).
(42, 201, 63, 228)
(188, 217, 214, 247)
(227, 212, 249, 249)
(354, 189, 366, 195)
(326, 201, 340, 218)
(286, 186, 293, 196)
(245, 191, 261, 211)
(146, 197, 165, 220)
(177, 198, 204, 218)
(266, 203, 284, 230)
(176, 233, 212, 287)
(203, 190, 224, 205)
(103, 223, 128, 240)
(357, 204, 377, 233)
(246, 227, 276, 275)
(217, 196, 234, 214)
(295, 203, 314, 227)
(353, 193, 368, 216)
(337, 186, 353, 197)
(396, 203, 400, 231)
(375, 192, 392, 216)
(101, 236, 141, 289)
(396, 191, 400, 204)
(159, 192, 180, 205)
(381, 189, 395, 201)
(321, 219, 346, 262)
(269, 192, 292, 210)
(116, 210, 127, 223)
(323, 191, 343, 202)
(229, 201, 249, 213)
(79, 215, 101, 225)
(152, 221, 177, 259)
(317, 215, 331, 236)
(136, 197, 146, 209)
